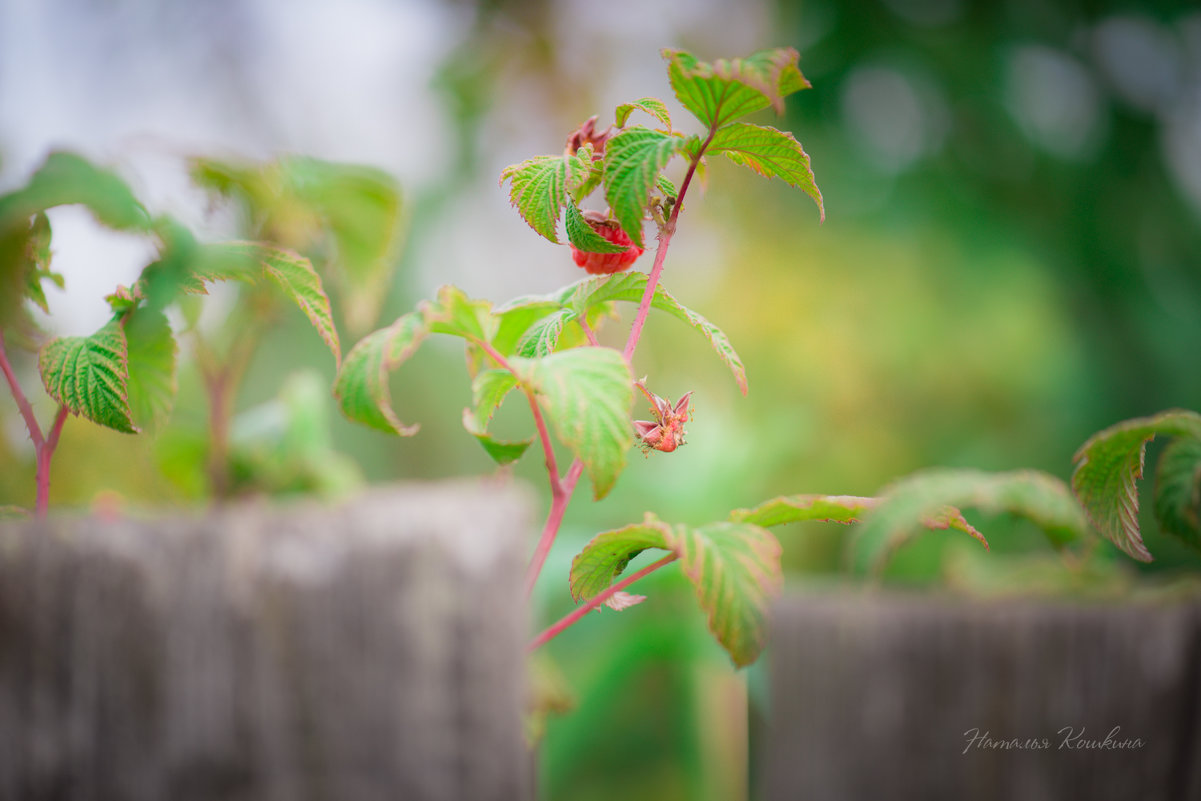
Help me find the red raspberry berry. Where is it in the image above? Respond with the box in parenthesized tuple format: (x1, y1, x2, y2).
(570, 216, 644, 275)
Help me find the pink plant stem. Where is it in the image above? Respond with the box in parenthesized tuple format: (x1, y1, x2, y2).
(578, 316, 600, 346)
(0, 332, 68, 518)
(475, 340, 562, 494)
(0, 332, 45, 450)
(528, 552, 678, 651)
(34, 406, 68, 517)
(524, 460, 584, 596)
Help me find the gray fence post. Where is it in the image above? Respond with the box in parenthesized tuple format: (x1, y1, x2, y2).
(763, 591, 1201, 801)
(0, 481, 531, 801)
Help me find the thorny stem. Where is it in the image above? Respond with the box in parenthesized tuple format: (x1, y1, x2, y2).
(622, 141, 710, 361)
(0, 332, 68, 518)
(524, 460, 583, 596)
(577, 316, 600, 347)
(35, 407, 68, 517)
(0, 332, 43, 451)
(528, 553, 678, 651)
(524, 146, 711, 600)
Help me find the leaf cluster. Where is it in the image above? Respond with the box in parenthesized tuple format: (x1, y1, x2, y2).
(500, 48, 822, 254)
(1, 151, 402, 440)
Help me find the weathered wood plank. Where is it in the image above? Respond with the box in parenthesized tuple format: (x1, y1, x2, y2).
(763, 592, 1201, 801)
(0, 482, 531, 801)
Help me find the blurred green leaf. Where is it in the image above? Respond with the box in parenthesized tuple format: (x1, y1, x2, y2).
(670, 520, 781, 668)
(39, 320, 136, 434)
(256, 243, 341, 368)
(1072, 409, 1201, 562)
(854, 469, 1087, 575)
(602, 126, 687, 248)
(730, 494, 878, 526)
(230, 369, 364, 498)
(512, 347, 633, 500)
(191, 155, 404, 332)
(662, 47, 809, 130)
(282, 157, 404, 332)
(0, 151, 149, 231)
(462, 368, 532, 465)
(334, 312, 429, 435)
(23, 213, 57, 314)
(423, 284, 499, 342)
(0, 506, 30, 520)
(706, 122, 823, 220)
(1153, 434, 1201, 554)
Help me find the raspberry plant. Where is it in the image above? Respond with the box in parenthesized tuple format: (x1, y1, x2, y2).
(333, 46, 1201, 667)
(0, 152, 401, 515)
(4, 46, 1199, 675)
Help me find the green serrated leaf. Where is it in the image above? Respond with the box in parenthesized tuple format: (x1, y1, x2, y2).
(515, 308, 574, 358)
(615, 98, 673, 130)
(0, 151, 149, 231)
(708, 123, 824, 221)
(39, 320, 136, 433)
(1072, 409, 1201, 562)
(603, 127, 685, 248)
(667, 521, 782, 668)
(730, 494, 879, 527)
(570, 514, 675, 602)
(1154, 436, 1201, 552)
(854, 469, 1087, 575)
(462, 368, 533, 465)
(655, 174, 678, 202)
(249, 243, 341, 367)
(565, 203, 627, 255)
(662, 47, 810, 130)
(423, 284, 499, 342)
(513, 347, 633, 500)
(124, 308, 177, 432)
(500, 152, 592, 243)
(334, 313, 429, 435)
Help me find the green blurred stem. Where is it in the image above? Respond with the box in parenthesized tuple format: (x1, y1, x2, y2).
(195, 295, 267, 501)
(0, 331, 67, 517)
(528, 553, 678, 651)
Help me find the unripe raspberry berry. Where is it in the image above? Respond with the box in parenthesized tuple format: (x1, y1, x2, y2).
(570, 216, 644, 275)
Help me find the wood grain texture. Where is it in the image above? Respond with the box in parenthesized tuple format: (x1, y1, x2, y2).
(0, 482, 531, 801)
(763, 591, 1201, 801)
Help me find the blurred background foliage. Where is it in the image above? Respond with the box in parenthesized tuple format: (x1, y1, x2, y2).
(2, 0, 1201, 798)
